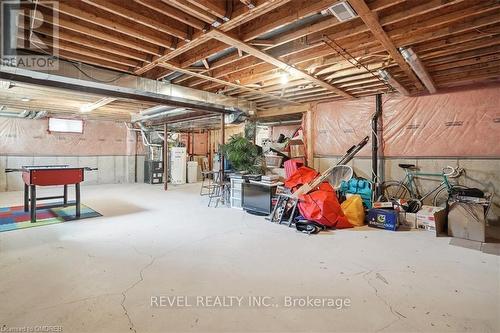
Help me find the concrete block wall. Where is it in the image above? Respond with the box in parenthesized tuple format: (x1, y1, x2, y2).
(314, 156, 500, 224)
(0, 155, 144, 192)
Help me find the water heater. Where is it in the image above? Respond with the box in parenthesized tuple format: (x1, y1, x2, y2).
(170, 147, 187, 185)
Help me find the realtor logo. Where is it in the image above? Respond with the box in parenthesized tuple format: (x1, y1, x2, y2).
(1, 0, 59, 70)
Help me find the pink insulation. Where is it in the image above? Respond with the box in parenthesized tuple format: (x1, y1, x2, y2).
(0, 118, 137, 156)
(382, 84, 500, 157)
(314, 96, 374, 157)
(314, 84, 500, 157)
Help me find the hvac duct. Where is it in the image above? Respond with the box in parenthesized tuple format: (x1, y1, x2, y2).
(33, 110, 48, 119)
(400, 47, 437, 94)
(140, 105, 178, 116)
(0, 109, 47, 119)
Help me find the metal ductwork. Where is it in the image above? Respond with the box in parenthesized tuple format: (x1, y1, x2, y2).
(132, 105, 188, 123)
(140, 105, 177, 116)
(33, 110, 48, 119)
(0, 60, 255, 114)
(0, 108, 48, 119)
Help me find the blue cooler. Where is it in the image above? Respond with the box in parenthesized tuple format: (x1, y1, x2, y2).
(367, 209, 399, 231)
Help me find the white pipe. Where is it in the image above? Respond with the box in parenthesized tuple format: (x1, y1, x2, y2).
(400, 47, 437, 94)
(378, 69, 410, 96)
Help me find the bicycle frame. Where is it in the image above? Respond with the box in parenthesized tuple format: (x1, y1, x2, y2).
(401, 169, 452, 201)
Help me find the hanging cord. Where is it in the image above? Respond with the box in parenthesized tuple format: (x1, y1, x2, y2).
(322, 35, 393, 93)
(27, 2, 127, 83)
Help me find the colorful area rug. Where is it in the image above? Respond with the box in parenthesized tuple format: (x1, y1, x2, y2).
(0, 201, 101, 232)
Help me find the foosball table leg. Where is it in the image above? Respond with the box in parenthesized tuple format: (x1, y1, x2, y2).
(30, 185, 36, 223)
(63, 185, 68, 206)
(24, 184, 29, 212)
(75, 183, 81, 218)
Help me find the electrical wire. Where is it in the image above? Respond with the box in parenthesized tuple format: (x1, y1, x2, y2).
(26, 4, 127, 84)
(322, 35, 393, 93)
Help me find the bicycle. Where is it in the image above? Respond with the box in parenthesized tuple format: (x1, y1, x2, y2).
(379, 164, 466, 208)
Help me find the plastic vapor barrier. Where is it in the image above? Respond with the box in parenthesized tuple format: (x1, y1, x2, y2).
(0, 118, 137, 156)
(314, 84, 500, 157)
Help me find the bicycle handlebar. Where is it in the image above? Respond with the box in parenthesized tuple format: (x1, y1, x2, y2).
(443, 165, 463, 178)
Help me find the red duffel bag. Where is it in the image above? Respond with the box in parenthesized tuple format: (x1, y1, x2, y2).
(298, 182, 353, 229)
(284, 166, 318, 191)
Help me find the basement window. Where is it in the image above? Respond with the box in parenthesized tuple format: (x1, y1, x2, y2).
(48, 117, 84, 134)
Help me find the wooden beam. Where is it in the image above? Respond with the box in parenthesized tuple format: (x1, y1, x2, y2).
(348, 0, 425, 91)
(248, 39, 275, 46)
(135, 0, 291, 75)
(400, 48, 436, 93)
(257, 104, 310, 118)
(18, 12, 150, 62)
(167, 0, 218, 24)
(33, 5, 161, 55)
(158, 62, 301, 105)
(47, 2, 176, 50)
(202, 58, 210, 70)
(181, 0, 466, 90)
(240, 0, 255, 9)
(134, 0, 207, 30)
(81, 0, 190, 41)
(18, 33, 140, 68)
(377, 69, 410, 96)
(187, 0, 228, 21)
(210, 30, 354, 99)
(135, 33, 211, 75)
(80, 97, 117, 113)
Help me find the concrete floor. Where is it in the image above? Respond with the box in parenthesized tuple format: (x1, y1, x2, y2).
(0, 183, 499, 333)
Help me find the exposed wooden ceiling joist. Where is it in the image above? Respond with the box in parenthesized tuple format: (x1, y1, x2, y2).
(348, 0, 424, 91)
(158, 62, 301, 106)
(210, 30, 354, 99)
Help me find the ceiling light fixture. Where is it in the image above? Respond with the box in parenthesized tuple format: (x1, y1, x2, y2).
(21, 97, 31, 102)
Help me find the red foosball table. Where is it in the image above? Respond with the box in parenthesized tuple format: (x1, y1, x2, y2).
(5, 165, 97, 223)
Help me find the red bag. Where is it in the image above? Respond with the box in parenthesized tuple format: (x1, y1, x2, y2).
(298, 182, 353, 229)
(284, 166, 318, 191)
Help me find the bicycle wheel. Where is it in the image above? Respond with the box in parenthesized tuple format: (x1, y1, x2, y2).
(379, 181, 411, 201)
(433, 185, 469, 207)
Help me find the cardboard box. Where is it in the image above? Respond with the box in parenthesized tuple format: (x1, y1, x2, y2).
(399, 212, 417, 229)
(367, 209, 399, 231)
(373, 201, 394, 209)
(416, 205, 447, 236)
(448, 202, 485, 242)
(373, 199, 407, 211)
(289, 144, 305, 158)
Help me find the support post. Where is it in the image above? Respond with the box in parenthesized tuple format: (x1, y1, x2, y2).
(192, 131, 195, 158)
(63, 184, 68, 206)
(187, 132, 191, 159)
(220, 114, 225, 180)
(372, 94, 383, 197)
(163, 123, 168, 190)
(75, 183, 81, 218)
(305, 107, 314, 168)
(30, 185, 36, 223)
(24, 184, 29, 212)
